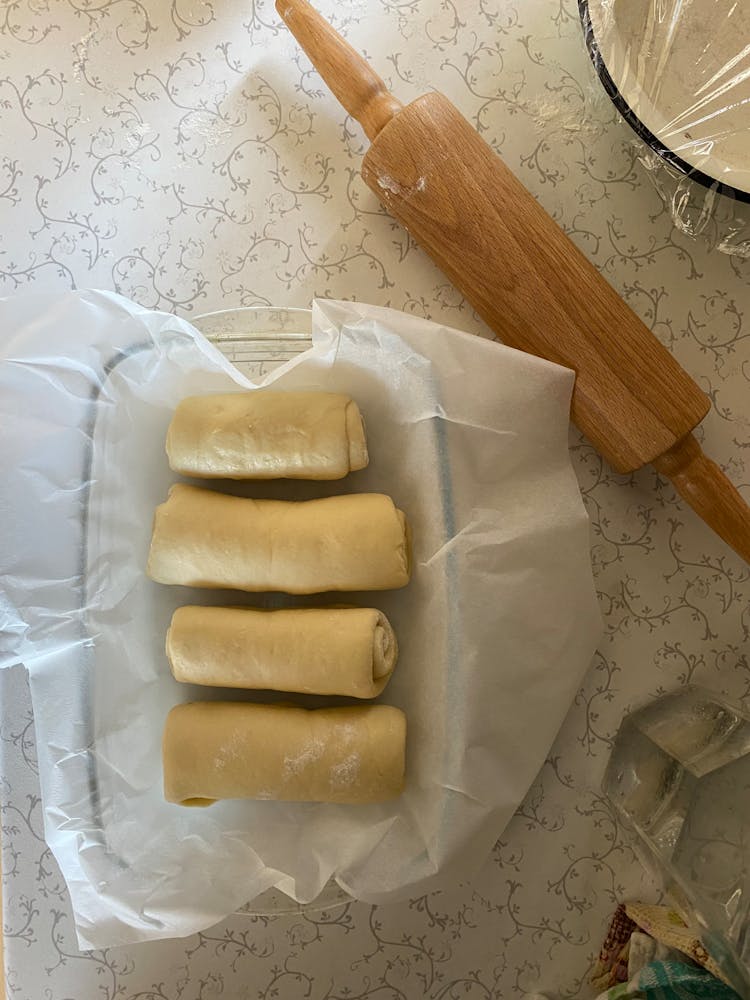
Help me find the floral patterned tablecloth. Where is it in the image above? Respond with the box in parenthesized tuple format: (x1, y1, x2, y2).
(1, 1, 749, 998)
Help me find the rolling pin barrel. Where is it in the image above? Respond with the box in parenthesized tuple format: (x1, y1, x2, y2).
(361, 92, 709, 474)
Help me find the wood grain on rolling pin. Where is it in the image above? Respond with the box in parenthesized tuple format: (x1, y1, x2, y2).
(362, 93, 709, 474)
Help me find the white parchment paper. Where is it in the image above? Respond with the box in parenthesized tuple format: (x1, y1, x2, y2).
(0, 290, 601, 948)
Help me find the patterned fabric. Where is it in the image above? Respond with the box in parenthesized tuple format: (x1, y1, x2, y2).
(593, 904, 741, 1000)
(601, 960, 739, 1000)
(592, 904, 640, 991)
(625, 904, 731, 988)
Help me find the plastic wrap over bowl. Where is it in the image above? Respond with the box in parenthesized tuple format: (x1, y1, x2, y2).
(581, 0, 750, 255)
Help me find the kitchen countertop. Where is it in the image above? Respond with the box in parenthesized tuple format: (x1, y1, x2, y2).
(1, 1, 749, 998)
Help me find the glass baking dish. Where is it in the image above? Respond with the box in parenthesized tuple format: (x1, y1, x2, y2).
(12, 294, 597, 942)
(192, 306, 313, 379)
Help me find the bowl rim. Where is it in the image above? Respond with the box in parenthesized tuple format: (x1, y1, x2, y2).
(578, 0, 750, 205)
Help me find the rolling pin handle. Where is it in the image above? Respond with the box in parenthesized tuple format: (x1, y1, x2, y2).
(653, 433, 750, 564)
(276, 0, 403, 141)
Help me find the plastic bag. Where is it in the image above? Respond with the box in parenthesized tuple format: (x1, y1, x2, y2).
(605, 686, 750, 998)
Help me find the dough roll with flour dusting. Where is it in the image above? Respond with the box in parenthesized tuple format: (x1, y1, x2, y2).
(162, 702, 407, 805)
(147, 484, 411, 593)
(166, 390, 369, 480)
(167, 606, 398, 698)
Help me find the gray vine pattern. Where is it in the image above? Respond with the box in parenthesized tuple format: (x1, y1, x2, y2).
(1, 0, 749, 997)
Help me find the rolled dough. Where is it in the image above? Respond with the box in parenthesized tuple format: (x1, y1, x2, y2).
(147, 484, 411, 593)
(166, 390, 368, 480)
(167, 605, 398, 698)
(162, 702, 407, 805)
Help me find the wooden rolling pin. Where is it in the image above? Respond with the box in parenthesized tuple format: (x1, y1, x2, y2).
(276, 0, 750, 564)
